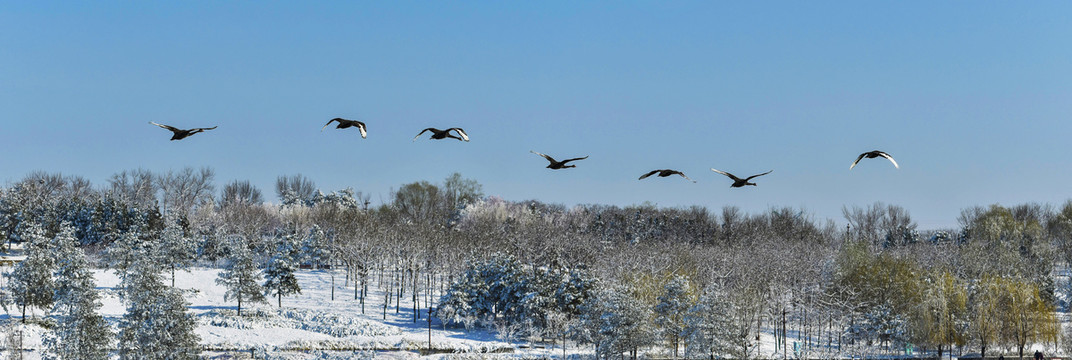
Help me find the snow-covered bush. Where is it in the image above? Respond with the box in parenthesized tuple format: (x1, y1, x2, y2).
(436, 253, 597, 338)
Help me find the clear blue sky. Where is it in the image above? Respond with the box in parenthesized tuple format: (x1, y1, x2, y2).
(3, 2, 1071, 229)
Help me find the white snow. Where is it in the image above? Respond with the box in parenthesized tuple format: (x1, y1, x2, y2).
(2, 264, 1069, 359)
(0, 266, 541, 359)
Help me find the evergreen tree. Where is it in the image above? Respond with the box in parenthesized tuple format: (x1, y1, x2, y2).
(103, 221, 151, 278)
(7, 221, 56, 322)
(301, 225, 331, 268)
(263, 237, 301, 307)
(684, 284, 764, 360)
(46, 224, 112, 360)
(653, 275, 695, 359)
(118, 260, 200, 359)
(579, 286, 654, 359)
(156, 221, 198, 287)
(216, 237, 265, 316)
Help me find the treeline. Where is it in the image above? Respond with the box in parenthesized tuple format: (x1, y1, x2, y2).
(1, 168, 1071, 358)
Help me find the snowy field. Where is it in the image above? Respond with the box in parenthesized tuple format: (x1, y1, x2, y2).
(1, 266, 534, 359)
(1, 265, 1068, 359)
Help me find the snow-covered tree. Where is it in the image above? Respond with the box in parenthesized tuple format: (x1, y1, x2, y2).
(684, 288, 725, 359)
(684, 284, 764, 360)
(103, 221, 152, 277)
(654, 275, 695, 359)
(156, 221, 198, 287)
(118, 260, 200, 359)
(263, 237, 301, 307)
(436, 254, 528, 327)
(7, 220, 56, 322)
(310, 187, 362, 209)
(969, 275, 1003, 360)
(46, 223, 112, 360)
(847, 303, 909, 352)
(276, 174, 316, 207)
(301, 225, 331, 268)
(579, 286, 654, 359)
(216, 237, 265, 316)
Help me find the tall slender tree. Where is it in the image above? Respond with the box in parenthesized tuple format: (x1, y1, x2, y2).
(46, 223, 112, 360)
(8, 221, 56, 322)
(216, 237, 265, 316)
(118, 260, 200, 359)
(263, 236, 301, 307)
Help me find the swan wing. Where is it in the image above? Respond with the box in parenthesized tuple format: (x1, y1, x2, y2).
(877, 152, 899, 169)
(561, 156, 589, 163)
(675, 171, 697, 183)
(450, 128, 470, 141)
(412, 128, 432, 141)
(745, 170, 773, 181)
(150, 122, 178, 132)
(849, 153, 867, 170)
(321, 118, 338, 131)
(710, 168, 741, 181)
(530, 150, 555, 163)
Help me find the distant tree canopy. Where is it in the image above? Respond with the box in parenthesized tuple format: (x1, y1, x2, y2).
(3, 168, 1072, 359)
(220, 180, 264, 207)
(276, 174, 317, 206)
(393, 172, 482, 226)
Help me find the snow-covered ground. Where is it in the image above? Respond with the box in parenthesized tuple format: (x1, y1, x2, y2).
(1, 265, 1067, 359)
(0, 266, 583, 359)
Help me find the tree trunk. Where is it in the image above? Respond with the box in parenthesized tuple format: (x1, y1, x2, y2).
(413, 268, 419, 322)
(783, 309, 788, 359)
(278, 292, 282, 307)
(427, 303, 433, 352)
(238, 293, 243, 317)
(562, 331, 567, 359)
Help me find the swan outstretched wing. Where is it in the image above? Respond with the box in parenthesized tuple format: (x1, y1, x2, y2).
(530, 150, 555, 163)
(877, 151, 899, 169)
(745, 170, 773, 181)
(150, 122, 178, 132)
(450, 128, 470, 141)
(321, 118, 338, 131)
(412, 128, 433, 141)
(674, 171, 697, 183)
(849, 153, 867, 170)
(710, 168, 742, 181)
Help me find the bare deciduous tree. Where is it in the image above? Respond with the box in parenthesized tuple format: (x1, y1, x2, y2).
(156, 167, 216, 221)
(220, 180, 264, 207)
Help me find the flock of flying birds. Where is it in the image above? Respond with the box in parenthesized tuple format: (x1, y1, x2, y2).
(149, 118, 900, 188)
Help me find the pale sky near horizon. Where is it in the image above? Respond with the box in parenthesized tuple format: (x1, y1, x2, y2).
(2, 2, 1071, 229)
